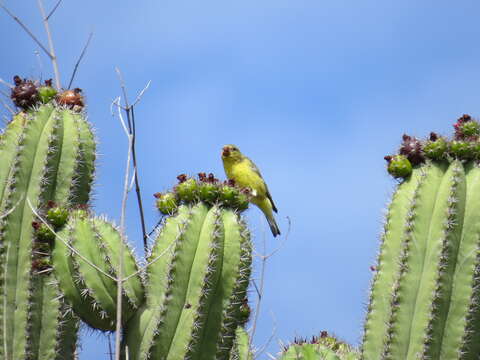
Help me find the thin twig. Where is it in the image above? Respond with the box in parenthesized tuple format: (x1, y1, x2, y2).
(27, 198, 116, 280)
(0, 3, 52, 60)
(0, 88, 11, 98)
(34, 50, 44, 80)
(107, 333, 114, 360)
(131, 80, 151, 107)
(37, 0, 61, 88)
(0, 78, 14, 89)
(115, 98, 132, 360)
(67, 31, 93, 89)
(115, 68, 130, 109)
(250, 217, 291, 350)
(250, 225, 267, 347)
(46, 0, 63, 20)
(0, 196, 24, 220)
(254, 312, 277, 359)
(0, 98, 15, 115)
(130, 107, 148, 252)
(148, 217, 163, 238)
(114, 68, 150, 253)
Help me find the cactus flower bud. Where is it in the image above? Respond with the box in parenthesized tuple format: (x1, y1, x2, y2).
(424, 136, 448, 160)
(46, 206, 69, 229)
(175, 178, 198, 203)
(156, 192, 178, 215)
(386, 154, 412, 178)
(35, 223, 56, 243)
(38, 79, 57, 104)
(450, 140, 476, 160)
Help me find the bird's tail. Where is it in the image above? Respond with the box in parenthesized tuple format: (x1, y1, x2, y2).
(267, 215, 281, 237)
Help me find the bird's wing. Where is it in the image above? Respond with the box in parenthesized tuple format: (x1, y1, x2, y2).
(266, 189, 278, 213)
(247, 157, 278, 213)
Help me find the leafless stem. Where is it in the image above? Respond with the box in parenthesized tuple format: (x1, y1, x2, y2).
(0, 3, 52, 60)
(250, 217, 291, 351)
(34, 50, 44, 80)
(67, 32, 93, 89)
(0, 78, 14, 89)
(114, 98, 132, 360)
(46, 0, 63, 20)
(0, 98, 14, 115)
(131, 80, 151, 107)
(37, 0, 61, 88)
(115, 68, 150, 253)
(107, 333, 114, 360)
(254, 312, 277, 359)
(250, 227, 267, 347)
(0, 88, 11, 99)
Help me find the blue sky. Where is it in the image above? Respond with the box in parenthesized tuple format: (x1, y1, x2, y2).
(1, 1, 480, 358)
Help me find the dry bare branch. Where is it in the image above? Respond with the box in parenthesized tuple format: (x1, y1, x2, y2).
(67, 31, 94, 89)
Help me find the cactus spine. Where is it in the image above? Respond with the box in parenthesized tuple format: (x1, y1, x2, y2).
(0, 102, 95, 360)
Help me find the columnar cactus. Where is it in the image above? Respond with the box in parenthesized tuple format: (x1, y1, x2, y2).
(0, 77, 95, 360)
(48, 174, 252, 359)
(52, 210, 144, 331)
(125, 202, 252, 360)
(363, 115, 480, 359)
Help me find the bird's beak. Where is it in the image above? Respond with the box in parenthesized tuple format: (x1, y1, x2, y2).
(222, 146, 230, 157)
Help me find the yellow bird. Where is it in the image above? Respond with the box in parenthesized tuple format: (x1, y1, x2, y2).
(221, 144, 280, 237)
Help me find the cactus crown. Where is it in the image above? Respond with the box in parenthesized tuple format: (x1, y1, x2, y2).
(385, 114, 480, 178)
(155, 172, 252, 215)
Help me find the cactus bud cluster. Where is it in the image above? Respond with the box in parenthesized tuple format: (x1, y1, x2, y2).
(279, 332, 358, 360)
(31, 202, 70, 273)
(385, 114, 480, 179)
(10, 75, 84, 111)
(155, 173, 250, 215)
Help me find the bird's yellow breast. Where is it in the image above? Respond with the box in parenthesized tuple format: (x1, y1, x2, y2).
(226, 159, 267, 197)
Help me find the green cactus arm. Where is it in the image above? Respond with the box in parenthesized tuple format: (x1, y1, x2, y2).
(69, 216, 118, 319)
(208, 210, 252, 358)
(126, 201, 252, 360)
(230, 327, 253, 360)
(93, 217, 144, 308)
(28, 277, 63, 360)
(385, 162, 462, 358)
(52, 212, 144, 331)
(54, 310, 79, 360)
(50, 110, 82, 202)
(0, 103, 96, 359)
(362, 166, 426, 356)
(144, 204, 208, 358)
(1, 105, 57, 359)
(0, 113, 24, 201)
(421, 161, 467, 358)
(436, 163, 480, 359)
(52, 222, 113, 330)
(69, 117, 95, 204)
(123, 306, 159, 360)
(166, 206, 224, 359)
